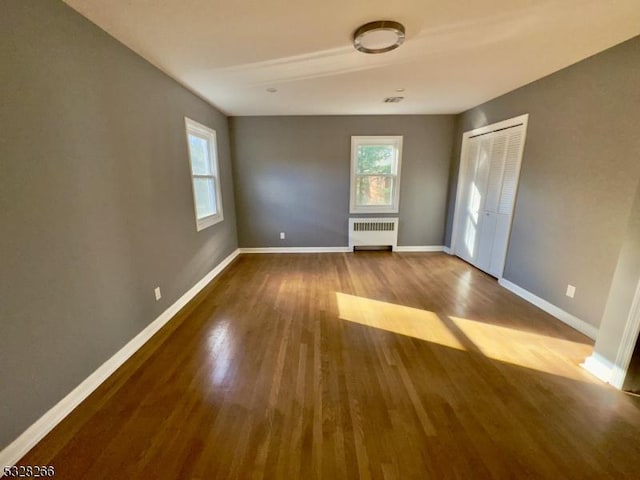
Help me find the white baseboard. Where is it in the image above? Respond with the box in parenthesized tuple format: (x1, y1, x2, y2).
(443, 246, 452, 255)
(0, 248, 240, 470)
(498, 278, 598, 340)
(394, 246, 445, 253)
(239, 246, 446, 254)
(239, 247, 351, 253)
(581, 353, 614, 384)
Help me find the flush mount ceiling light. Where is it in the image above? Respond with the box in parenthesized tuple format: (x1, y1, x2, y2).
(353, 20, 405, 54)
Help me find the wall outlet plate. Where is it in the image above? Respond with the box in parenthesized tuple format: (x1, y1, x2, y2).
(566, 284, 576, 298)
(280, 232, 285, 240)
(154, 287, 162, 301)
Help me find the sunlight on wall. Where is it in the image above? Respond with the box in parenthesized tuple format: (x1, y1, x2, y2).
(448, 316, 597, 382)
(335, 292, 465, 351)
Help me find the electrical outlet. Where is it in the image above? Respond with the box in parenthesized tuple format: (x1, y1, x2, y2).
(154, 287, 162, 301)
(280, 232, 285, 240)
(566, 284, 576, 298)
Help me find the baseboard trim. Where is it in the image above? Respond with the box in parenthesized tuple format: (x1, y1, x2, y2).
(498, 278, 598, 340)
(581, 353, 614, 384)
(394, 246, 445, 252)
(239, 247, 351, 253)
(0, 248, 240, 470)
(238, 246, 446, 254)
(443, 246, 452, 255)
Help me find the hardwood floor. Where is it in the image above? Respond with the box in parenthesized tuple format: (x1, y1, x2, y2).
(19, 252, 640, 479)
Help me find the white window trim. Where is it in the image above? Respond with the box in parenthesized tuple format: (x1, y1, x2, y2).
(349, 135, 403, 214)
(185, 117, 224, 231)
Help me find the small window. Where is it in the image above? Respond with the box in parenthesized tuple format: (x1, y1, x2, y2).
(350, 136, 403, 214)
(185, 118, 224, 231)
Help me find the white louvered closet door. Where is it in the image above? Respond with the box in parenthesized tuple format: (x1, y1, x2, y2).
(455, 135, 490, 264)
(490, 126, 525, 276)
(455, 123, 526, 277)
(475, 131, 507, 273)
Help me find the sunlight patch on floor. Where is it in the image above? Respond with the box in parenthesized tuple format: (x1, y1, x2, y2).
(334, 292, 597, 383)
(335, 292, 465, 351)
(207, 320, 235, 387)
(448, 316, 597, 382)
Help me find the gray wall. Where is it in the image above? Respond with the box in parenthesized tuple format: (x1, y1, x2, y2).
(0, 1, 237, 449)
(230, 116, 455, 248)
(445, 36, 640, 329)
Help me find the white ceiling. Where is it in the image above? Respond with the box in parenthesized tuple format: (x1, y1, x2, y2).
(63, 0, 640, 116)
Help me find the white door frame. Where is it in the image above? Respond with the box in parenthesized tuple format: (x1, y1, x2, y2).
(450, 113, 529, 278)
(610, 279, 640, 388)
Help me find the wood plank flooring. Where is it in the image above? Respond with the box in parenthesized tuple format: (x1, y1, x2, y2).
(18, 252, 640, 479)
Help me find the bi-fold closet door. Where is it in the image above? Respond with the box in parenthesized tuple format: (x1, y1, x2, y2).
(453, 116, 527, 278)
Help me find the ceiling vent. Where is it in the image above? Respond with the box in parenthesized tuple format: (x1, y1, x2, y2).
(383, 96, 405, 103)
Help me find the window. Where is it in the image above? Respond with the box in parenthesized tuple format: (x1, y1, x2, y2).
(185, 118, 224, 231)
(350, 136, 403, 214)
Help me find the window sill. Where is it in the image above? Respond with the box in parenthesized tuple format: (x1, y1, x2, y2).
(196, 213, 224, 232)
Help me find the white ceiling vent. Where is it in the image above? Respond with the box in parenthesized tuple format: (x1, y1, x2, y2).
(383, 96, 405, 103)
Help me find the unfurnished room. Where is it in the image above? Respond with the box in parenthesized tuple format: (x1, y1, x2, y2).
(2, 0, 640, 478)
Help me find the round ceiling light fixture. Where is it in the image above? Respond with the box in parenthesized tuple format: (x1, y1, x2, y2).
(353, 20, 405, 54)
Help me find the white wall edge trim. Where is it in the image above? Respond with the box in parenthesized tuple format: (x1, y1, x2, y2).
(610, 279, 640, 389)
(498, 278, 598, 340)
(394, 246, 445, 252)
(581, 353, 614, 384)
(239, 247, 351, 253)
(443, 246, 452, 255)
(0, 248, 241, 470)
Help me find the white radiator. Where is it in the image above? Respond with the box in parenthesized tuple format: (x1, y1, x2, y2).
(349, 218, 398, 251)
